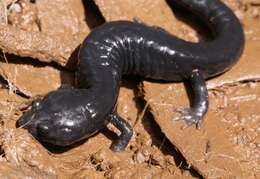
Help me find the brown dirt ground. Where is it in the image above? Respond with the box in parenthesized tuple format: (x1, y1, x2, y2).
(0, 0, 259, 178)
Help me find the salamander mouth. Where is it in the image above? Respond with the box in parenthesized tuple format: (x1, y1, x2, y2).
(17, 119, 38, 138)
(16, 110, 40, 136)
(16, 109, 36, 128)
(16, 110, 50, 141)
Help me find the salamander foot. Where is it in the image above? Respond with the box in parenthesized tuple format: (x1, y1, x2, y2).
(174, 108, 203, 129)
(173, 70, 209, 129)
(109, 114, 133, 152)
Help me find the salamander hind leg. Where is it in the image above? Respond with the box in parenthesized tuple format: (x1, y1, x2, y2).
(109, 114, 133, 152)
(174, 70, 209, 129)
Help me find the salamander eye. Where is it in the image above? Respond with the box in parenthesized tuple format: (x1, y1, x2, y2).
(32, 100, 41, 111)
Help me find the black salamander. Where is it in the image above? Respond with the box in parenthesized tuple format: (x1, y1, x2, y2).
(17, 0, 244, 151)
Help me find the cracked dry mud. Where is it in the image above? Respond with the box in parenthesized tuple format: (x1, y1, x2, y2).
(0, 0, 259, 178)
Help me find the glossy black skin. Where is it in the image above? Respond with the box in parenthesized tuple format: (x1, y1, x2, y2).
(17, 0, 244, 151)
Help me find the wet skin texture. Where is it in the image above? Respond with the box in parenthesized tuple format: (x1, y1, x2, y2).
(17, 0, 244, 151)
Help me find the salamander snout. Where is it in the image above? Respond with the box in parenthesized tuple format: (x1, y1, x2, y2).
(16, 105, 52, 137)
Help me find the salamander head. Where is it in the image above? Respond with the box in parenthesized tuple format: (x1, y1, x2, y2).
(16, 88, 99, 146)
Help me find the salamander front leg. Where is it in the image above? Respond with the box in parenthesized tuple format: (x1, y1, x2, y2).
(174, 70, 209, 129)
(109, 114, 133, 152)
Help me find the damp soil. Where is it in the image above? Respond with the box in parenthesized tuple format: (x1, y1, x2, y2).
(0, 0, 259, 178)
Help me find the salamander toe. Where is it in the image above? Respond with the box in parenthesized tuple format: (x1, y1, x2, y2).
(174, 107, 203, 129)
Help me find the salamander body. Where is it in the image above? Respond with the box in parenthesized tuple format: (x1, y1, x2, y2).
(17, 0, 244, 151)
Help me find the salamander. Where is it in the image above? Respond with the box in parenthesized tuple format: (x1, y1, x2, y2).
(16, 0, 244, 151)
